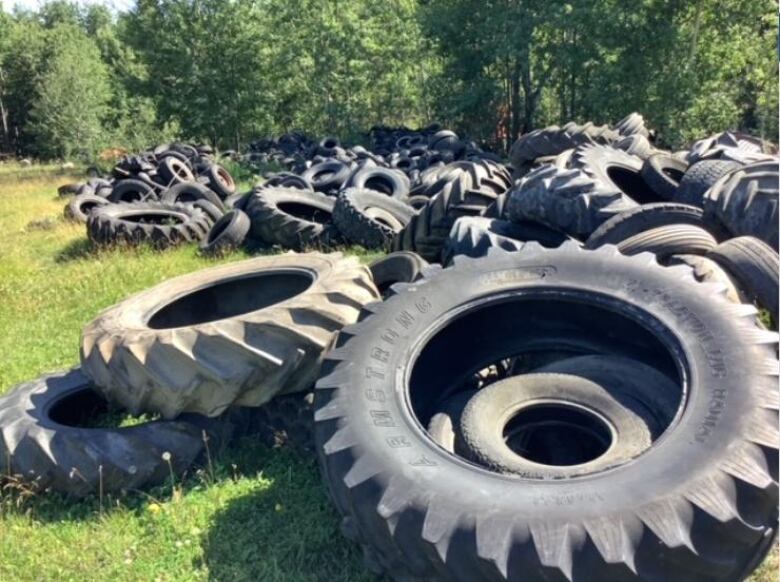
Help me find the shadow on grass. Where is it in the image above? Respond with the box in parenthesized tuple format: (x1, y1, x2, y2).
(199, 441, 373, 582)
(54, 237, 99, 263)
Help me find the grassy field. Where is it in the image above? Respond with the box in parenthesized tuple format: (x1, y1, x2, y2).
(0, 164, 775, 581)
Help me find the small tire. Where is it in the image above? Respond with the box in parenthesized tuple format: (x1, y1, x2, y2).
(616, 224, 717, 259)
(158, 156, 195, 186)
(200, 209, 250, 256)
(333, 188, 415, 249)
(640, 153, 688, 200)
(108, 179, 157, 203)
(708, 236, 779, 325)
(302, 161, 351, 194)
(675, 159, 741, 207)
(64, 193, 109, 223)
(0, 368, 233, 497)
(203, 165, 236, 199)
(161, 181, 225, 211)
(368, 251, 428, 297)
(571, 143, 661, 204)
(344, 167, 410, 199)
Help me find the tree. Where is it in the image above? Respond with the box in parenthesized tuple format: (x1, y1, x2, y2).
(29, 25, 111, 159)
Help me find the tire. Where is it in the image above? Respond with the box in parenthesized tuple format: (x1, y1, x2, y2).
(571, 143, 661, 204)
(64, 193, 109, 223)
(585, 202, 707, 249)
(675, 160, 741, 207)
(225, 191, 251, 211)
(199, 209, 250, 256)
(314, 242, 778, 581)
(108, 179, 157, 203)
(158, 155, 195, 185)
(509, 121, 620, 177)
(615, 134, 655, 160)
(480, 193, 508, 219)
(368, 252, 428, 297)
(189, 199, 224, 223)
(0, 368, 233, 497)
(616, 224, 717, 259)
(333, 188, 415, 249)
(245, 187, 342, 251)
(87, 202, 210, 248)
(345, 167, 411, 199)
(161, 181, 225, 211)
(688, 131, 766, 164)
(58, 182, 82, 197)
(708, 237, 779, 325)
(612, 112, 650, 139)
(427, 389, 476, 454)
(703, 160, 779, 249)
(506, 164, 636, 239)
(203, 164, 236, 199)
(666, 254, 743, 304)
(640, 153, 688, 200)
(302, 161, 351, 194)
(81, 253, 379, 418)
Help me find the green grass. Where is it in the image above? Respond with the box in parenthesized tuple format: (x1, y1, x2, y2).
(0, 163, 775, 581)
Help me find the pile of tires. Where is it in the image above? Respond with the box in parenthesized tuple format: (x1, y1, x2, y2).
(16, 116, 778, 581)
(59, 142, 236, 249)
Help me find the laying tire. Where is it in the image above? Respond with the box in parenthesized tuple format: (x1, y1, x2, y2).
(509, 121, 619, 177)
(688, 131, 766, 164)
(314, 243, 778, 581)
(108, 179, 157, 203)
(245, 187, 342, 250)
(585, 202, 707, 249)
(344, 167, 410, 199)
(702, 160, 779, 249)
(202, 164, 236, 199)
(262, 173, 312, 191)
(161, 181, 225, 211)
(189, 199, 224, 223)
(666, 254, 743, 303)
(612, 112, 650, 139)
(614, 134, 655, 160)
(675, 159, 741, 207)
(58, 182, 82, 197)
(615, 224, 717, 259)
(158, 155, 195, 185)
(506, 164, 636, 239)
(302, 160, 351, 194)
(87, 202, 210, 248)
(81, 253, 379, 418)
(199, 209, 250, 256)
(64, 193, 109, 223)
(333, 188, 415, 249)
(0, 368, 233, 497)
(368, 252, 428, 297)
(571, 143, 661, 204)
(708, 237, 779, 326)
(640, 153, 689, 200)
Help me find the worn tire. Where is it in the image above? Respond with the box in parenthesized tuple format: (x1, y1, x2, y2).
(302, 160, 351, 194)
(616, 224, 717, 259)
(161, 181, 225, 211)
(708, 237, 779, 325)
(344, 167, 411, 199)
(158, 156, 195, 185)
(333, 188, 415, 249)
(87, 202, 210, 248)
(703, 160, 779, 250)
(314, 242, 778, 581)
(640, 154, 689, 201)
(202, 164, 236, 199)
(64, 193, 109, 223)
(506, 164, 636, 239)
(612, 112, 650, 139)
(199, 209, 250, 256)
(108, 179, 157, 203)
(666, 254, 743, 303)
(368, 252, 428, 297)
(585, 202, 707, 249)
(245, 187, 342, 251)
(675, 160, 742, 207)
(571, 144, 661, 204)
(0, 368, 233, 497)
(81, 253, 379, 418)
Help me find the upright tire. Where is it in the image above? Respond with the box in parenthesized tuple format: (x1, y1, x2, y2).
(333, 188, 415, 249)
(81, 253, 379, 418)
(314, 243, 778, 582)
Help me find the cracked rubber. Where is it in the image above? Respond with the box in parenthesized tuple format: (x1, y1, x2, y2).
(81, 253, 379, 417)
(87, 202, 210, 248)
(314, 242, 778, 581)
(0, 368, 234, 497)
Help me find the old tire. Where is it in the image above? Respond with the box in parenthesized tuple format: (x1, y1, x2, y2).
(314, 243, 778, 581)
(81, 253, 379, 418)
(158, 156, 195, 185)
(571, 144, 661, 204)
(427, 389, 476, 454)
(708, 237, 779, 326)
(615, 224, 717, 259)
(64, 193, 109, 223)
(368, 252, 428, 297)
(333, 188, 415, 249)
(108, 179, 157, 203)
(245, 187, 342, 251)
(199, 209, 250, 256)
(585, 202, 707, 249)
(203, 164, 236, 199)
(87, 202, 210, 248)
(703, 160, 779, 250)
(441, 217, 525, 266)
(640, 154, 688, 201)
(302, 161, 351, 194)
(0, 368, 233, 497)
(345, 167, 411, 199)
(666, 254, 743, 304)
(675, 160, 741, 207)
(161, 181, 225, 211)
